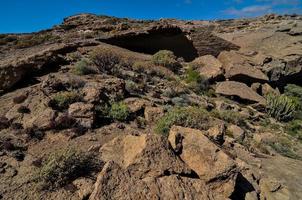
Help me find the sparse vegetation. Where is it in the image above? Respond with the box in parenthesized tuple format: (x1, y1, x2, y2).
(155, 107, 210, 136)
(50, 91, 82, 110)
(38, 149, 98, 190)
(211, 109, 245, 125)
(285, 120, 302, 142)
(109, 102, 130, 121)
(90, 47, 122, 73)
(15, 33, 60, 49)
(73, 59, 95, 75)
(266, 94, 298, 122)
(267, 138, 301, 160)
(152, 50, 180, 72)
(184, 65, 209, 94)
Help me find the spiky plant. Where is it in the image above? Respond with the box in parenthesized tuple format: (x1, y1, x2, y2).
(266, 94, 298, 122)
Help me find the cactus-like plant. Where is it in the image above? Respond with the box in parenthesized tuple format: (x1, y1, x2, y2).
(266, 94, 298, 122)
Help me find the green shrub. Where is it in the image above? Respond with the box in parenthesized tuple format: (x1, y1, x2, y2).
(284, 84, 302, 103)
(38, 149, 98, 189)
(152, 50, 180, 71)
(73, 59, 95, 75)
(155, 107, 210, 136)
(51, 91, 81, 110)
(210, 109, 244, 125)
(266, 94, 298, 122)
(90, 47, 121, 73)
(285, 120, 302, 141)
(109, 102, 130, 121)
(185, 65, 209, 94)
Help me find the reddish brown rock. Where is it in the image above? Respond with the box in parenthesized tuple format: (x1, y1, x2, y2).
(168, 126, 238, 199)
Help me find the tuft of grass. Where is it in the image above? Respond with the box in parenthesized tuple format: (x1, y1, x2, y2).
(50, 91, 81, 110)
(266, 94, 298, 122)
(267, 139, 301, 160)
(152, 50, 180, 72)
(38, 149, 98, 190)
(155, 107, 210, 137)
(109, 102, 130, 122)
(184, 65, 209, 94)
(73, 59, 95, 75)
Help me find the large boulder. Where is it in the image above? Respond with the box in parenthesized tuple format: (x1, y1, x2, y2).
(216, 81, 266, 104)
(89, 161, 215, 200)
(168, 126, 238, 199)
(192, 55, 224, 82)
(92, 134, 219, 200)
(225, 65, 269, 85)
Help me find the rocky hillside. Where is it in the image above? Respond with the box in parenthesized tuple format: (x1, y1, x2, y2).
(0, 13, 302, 200)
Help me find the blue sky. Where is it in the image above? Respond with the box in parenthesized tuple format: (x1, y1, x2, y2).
(0, 0, 301, 33)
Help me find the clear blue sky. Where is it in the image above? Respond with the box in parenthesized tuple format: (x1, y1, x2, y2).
(0, 0, 301, 33)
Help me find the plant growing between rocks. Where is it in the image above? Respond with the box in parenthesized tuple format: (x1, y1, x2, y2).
(109, 102, 130, 122)
(37, 149, 99, 190)
(90, 47, 122, 73)
(152, 50, 181, 72)
(49, 91, 82, 110)
(184, 65, 209, 94)
(266, 94, 298, 122)
(155, 106, 210, 136)
(73, 59, 95, 75)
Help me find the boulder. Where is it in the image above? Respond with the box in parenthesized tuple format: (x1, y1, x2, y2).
(218, 50, 249, 71)
(83, 78, 125, 103)
(227, 124, 245, 142)
(168, 126, 238, 198)
(206, 122, 226, 145)
(192, 55, 224, 82)
(225, 65, 269, 85)
(261, 83, 280, 96)
(68, 102, 95, 128)
(216, 81, 266, 104)
(123, 98, 151, 113)
(89, 161, 215, 200)
(90, 134, 221, 200)
(144, 106, 164, 124)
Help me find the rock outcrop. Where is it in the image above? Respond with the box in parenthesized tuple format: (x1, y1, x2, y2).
(216, 81, 266, 104)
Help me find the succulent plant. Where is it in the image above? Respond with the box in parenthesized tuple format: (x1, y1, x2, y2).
(266, 94, 298, 122)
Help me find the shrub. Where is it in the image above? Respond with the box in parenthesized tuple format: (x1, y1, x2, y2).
(266, 94, 298, 122)
(73, 59, 95, 75)
(152, 50, 180, 72)
(155, 107, 210, 137)
(109, 102, 130, 121)
(185, 65, 209, 94)
(284, 84, 302, 103)
(267, 139, 301, 160)
(285, 120, 302, 141)
(50, 91, 81, 110)
(210, 109, 244, 125)
(38, 149, 98, 189)
(90, 47, 121, 73)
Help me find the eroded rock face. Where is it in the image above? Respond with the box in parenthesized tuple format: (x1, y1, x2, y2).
(168, 126, 238, 199)
(216, 81, 266, 104)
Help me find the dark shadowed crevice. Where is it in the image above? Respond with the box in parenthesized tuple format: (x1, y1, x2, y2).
(100, 33, 198, 62)
(99, 29, 199, 62)
(230, 173, 256, 200)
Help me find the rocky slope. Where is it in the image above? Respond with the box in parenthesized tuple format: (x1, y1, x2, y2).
(0, 13, 302, 200)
